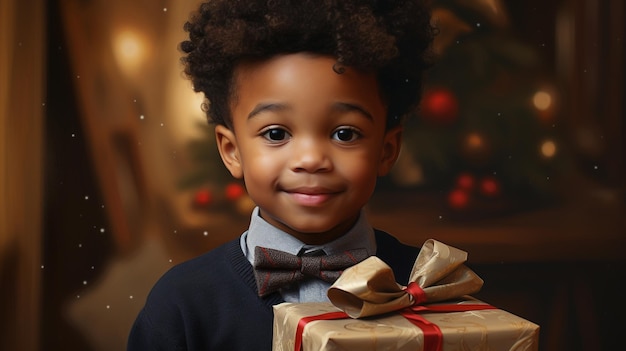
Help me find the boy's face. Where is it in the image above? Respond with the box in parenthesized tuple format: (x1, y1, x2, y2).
(215, 53, 401, 244)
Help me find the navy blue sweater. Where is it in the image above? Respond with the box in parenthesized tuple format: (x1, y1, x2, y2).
(127, 230, 419, 350)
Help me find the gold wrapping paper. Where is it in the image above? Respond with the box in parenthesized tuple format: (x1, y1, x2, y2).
(328, 239, 484, 318)
(272, 299, 539, 351)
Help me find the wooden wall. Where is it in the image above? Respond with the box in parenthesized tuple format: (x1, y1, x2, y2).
(0, 0, 46, 350)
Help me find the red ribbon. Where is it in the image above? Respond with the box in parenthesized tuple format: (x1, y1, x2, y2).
(294, 311, 349, 351)
(292, 302, 497, 351)
(399, 303, 498, 351)
(405, 281, 428, 305)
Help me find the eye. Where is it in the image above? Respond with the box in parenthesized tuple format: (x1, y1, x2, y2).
(261, 127, 290, 142)
(332, 127, 361, 142)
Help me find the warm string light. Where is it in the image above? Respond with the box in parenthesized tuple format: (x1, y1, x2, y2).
(466, 133, 483, 149)
(532, 88, 558, 123)
(540, 139, 557, 158)
(112, 29, 149, 76)
(531, 88, 558, 160)
(532, 90, 552, 111)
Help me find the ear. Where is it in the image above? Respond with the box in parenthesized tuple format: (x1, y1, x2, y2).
(377, 126, 403, 176)
(215, 125, 243, 179)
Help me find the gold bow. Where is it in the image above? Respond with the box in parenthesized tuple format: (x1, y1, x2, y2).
(327, 239, 484, 318)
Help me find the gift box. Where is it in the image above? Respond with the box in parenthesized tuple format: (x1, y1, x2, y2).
(272, 239, 540, 351)
(273, 298, 539, 351)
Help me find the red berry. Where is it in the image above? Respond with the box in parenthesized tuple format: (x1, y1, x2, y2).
(455, 173, 475, 190)
(420, 88, 459, 125)
(194, 189, 212, 206)
(480, 176, 500, 197)
(225, 183, 246, 201)
(448, 189, 469, 209)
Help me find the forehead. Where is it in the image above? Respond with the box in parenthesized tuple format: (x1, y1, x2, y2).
(229, 53, 386, 122)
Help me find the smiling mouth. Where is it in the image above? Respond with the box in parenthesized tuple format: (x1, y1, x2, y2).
(288, 192, 333, 206)
(283, 187, 339, 207)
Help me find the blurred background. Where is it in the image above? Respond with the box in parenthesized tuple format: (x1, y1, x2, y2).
(1, 0, 624, 350)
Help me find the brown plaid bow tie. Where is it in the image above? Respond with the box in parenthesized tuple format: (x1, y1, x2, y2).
(253, 246, 369, 297)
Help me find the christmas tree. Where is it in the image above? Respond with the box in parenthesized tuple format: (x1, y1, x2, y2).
(387, 0, 566, 218)
(178, 122, 253, 215)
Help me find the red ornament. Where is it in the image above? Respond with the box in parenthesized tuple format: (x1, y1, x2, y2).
(448, 189, 470, 209)
(193, 188, 212, 207)
(455, 172, 475, 191)
(420, 87, 459, 125)
(479, 176, 500, 197)
(225, 182, 246, 201)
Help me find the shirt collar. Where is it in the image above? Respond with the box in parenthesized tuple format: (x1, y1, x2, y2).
(241, 206, 376, 264)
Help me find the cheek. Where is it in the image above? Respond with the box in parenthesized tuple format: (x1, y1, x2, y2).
(240, 149, 281, 183)
(336, 152, 381, 185)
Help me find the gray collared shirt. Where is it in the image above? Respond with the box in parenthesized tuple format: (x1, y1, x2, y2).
(241, 207, 377, 302)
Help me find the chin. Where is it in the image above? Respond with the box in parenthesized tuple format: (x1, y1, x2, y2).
(287, 220, 349, 237)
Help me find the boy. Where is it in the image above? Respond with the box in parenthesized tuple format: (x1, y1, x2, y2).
(128, 0, 435, 349)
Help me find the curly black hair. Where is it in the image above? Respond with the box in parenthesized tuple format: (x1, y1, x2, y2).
(180, 0, 435, 129)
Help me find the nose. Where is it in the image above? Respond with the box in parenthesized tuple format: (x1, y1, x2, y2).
(289, 137, 332, 173)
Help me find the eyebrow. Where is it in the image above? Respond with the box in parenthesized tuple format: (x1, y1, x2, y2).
(248, 103, 288, 119)
(333, 102, 374, 121)
(246, 101, 375, 121)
